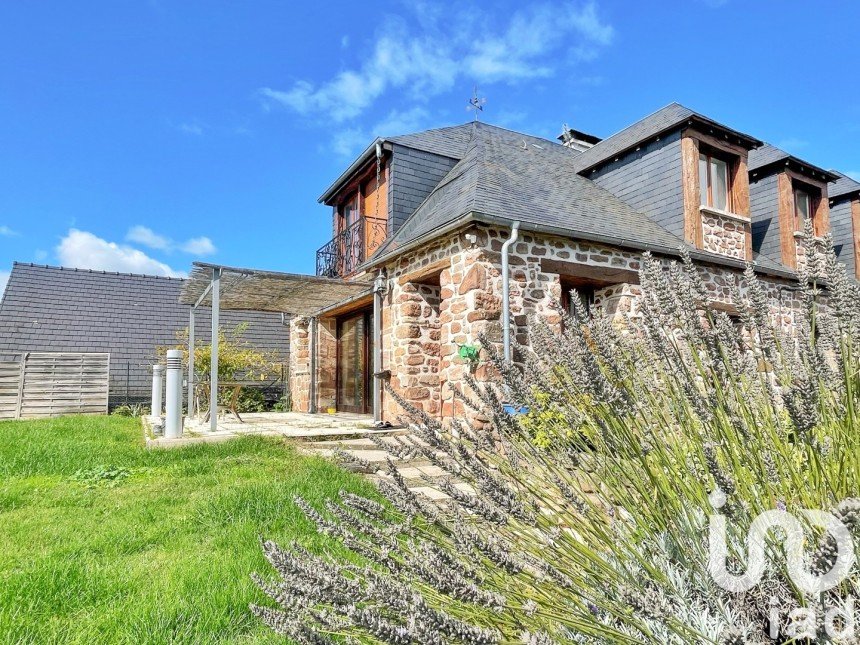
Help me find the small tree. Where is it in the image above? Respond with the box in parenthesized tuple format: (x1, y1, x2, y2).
(158, 323, 279, 411)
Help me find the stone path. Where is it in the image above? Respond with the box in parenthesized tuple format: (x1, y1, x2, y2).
(301, 434, 473, 502)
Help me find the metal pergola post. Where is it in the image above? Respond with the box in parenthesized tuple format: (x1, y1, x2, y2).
(209, 267, 221, 432)
(187, 308, 195, 417)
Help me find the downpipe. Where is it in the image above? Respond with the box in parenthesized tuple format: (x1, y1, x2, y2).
(501, 221, 520, 364)
(372, 270, 386, 424)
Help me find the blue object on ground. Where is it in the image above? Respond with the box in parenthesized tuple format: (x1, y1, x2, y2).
(503, 404, 530, 415)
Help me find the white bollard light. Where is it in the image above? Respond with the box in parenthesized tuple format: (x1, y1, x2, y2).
(151, 364, 164, 418)
(165, 350, 183, 439)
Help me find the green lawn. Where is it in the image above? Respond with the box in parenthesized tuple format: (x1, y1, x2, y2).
(0, 415, 373, 644)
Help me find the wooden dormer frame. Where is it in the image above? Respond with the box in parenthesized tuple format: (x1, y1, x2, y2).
(681, 128, 751, 258)
(776, 169, 830, 270)
(330, 158, 390, 235)
(853, 198, 860, 280)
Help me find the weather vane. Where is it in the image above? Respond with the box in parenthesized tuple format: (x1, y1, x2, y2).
(467, 86, 487, 121)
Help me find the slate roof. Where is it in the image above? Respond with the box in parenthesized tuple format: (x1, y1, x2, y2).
(748, 143, 837, 181)
(571, 103, 762, 173)
(829, 170, 860, 201)
(365, 120, 793, 277)
(372, 121, 686, 260)
(387, 123, 475, 159)
(0, 263, 290, 406)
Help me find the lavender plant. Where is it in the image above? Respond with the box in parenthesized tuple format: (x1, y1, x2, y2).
(252, 238, 860, 644)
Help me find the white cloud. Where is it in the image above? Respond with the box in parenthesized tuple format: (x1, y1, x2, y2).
(0, 271, 9, 296)
(0, 225, 18, 236)
(126, 225, 171, 250)
(56, 229, 186, 277)
(34, 249, 48, 262)
(177, 121, 205, 136)
(332, 107, 433, 158)
(260, 1, 613, 123)
(776, 137, 808, 152)
(124, 225, 217, 256)
(180, 236, 216, 255)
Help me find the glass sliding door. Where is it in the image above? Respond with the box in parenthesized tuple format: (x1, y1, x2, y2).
(336, 310, 372, 413)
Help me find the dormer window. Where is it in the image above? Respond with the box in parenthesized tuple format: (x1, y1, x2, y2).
(699, 151, 732, 211)
(793, 185, 815, 231)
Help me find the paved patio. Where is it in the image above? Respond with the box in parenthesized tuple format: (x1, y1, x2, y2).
(143, 411, 391, 447)
(142, 410, 470, 503)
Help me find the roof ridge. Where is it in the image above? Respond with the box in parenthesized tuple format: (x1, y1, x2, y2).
(473, 120, 568, 149)
(584, 102, 686, 150)
(11, 261, 186, 281)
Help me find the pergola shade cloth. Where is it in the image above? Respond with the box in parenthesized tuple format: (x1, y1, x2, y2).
(180, 262, 373, 315)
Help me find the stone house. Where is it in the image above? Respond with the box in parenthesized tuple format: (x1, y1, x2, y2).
(182, 103, 858, 425)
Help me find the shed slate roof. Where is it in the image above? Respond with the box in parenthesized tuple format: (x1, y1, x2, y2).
(570, 103, 762, 174)
(367, 121, 793, 278)
(0, 263, 290, 405)
(748, 143, 838, 181)
(829, 170, 860, 201)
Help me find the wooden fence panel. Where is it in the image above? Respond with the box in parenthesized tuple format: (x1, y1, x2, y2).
(18, 353, 110, 418)
(0, 353, 111, 420)
(0, 360, 21, 420)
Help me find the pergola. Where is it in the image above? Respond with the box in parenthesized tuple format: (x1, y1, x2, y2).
(179, 262, 373, 431)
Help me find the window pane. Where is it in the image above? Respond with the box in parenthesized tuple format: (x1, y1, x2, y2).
(699, 154, 709, 206)
(795, 189, 810, 228)
(711, 158, 728, 211)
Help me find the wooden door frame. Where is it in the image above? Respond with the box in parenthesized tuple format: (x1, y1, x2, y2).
(335, 309, 372, 414)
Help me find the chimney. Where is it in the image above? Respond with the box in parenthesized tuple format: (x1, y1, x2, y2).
(559, 124, 602, 152)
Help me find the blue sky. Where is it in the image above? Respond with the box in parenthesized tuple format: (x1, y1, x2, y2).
(2, 1, 859, 294)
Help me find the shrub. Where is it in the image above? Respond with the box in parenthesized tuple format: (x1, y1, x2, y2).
(272, 394, 292, 412)
(251, 237, 860, 644)
(229, 387, 266, 413)
(112, 403, 149, 417)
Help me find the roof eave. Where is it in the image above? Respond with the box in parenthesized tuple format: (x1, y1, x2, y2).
(830, 190, 860, 202)
(317, 139, 393, 204)
(750, 158, 839, 183)
(361, 212, 797, 281)
(579, 114, 763, 175)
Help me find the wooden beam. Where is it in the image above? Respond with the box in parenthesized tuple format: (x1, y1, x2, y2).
(540, 259, 640, 284)
(852, 198, 860, 280)
(777, 172, 798, 270)
(397, 257, 450, 285)
(731, 155, 752, 261)
(813, 183, 831, 238)
(708, 300, 740, 316)
(319, 293, 374, 319)
(681, 135, 702, 247)
(684, 128, 750, 159)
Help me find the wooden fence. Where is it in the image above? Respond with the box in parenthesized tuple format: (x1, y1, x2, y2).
(0, 352, 110, 420)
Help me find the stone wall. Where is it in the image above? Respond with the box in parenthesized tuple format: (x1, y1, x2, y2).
(701, 210, 749, 260)
(593, 283, 643, 325)
(382, 232, 468, 420)
(287, 315, 338, 413)
(288, 317, 311, 412)
(794, 233, 827, 277)
(290, 224, 803, 423)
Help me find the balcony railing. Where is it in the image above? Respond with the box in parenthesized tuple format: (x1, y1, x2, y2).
(316, 216, 388, 278)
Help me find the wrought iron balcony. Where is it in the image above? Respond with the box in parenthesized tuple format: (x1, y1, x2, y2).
(316, 216, 388, 278)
